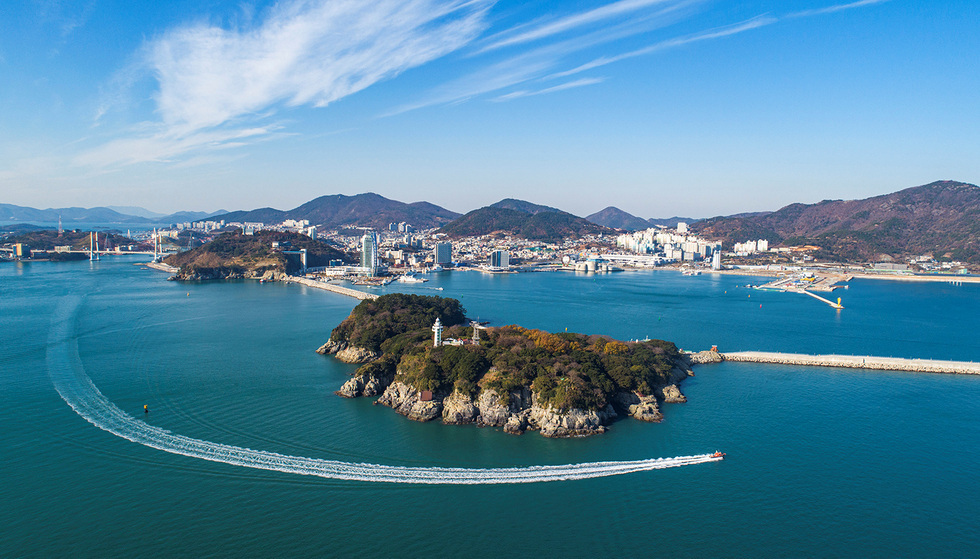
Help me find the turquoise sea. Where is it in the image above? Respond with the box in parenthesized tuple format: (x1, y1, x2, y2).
(2, 257, 979, 557)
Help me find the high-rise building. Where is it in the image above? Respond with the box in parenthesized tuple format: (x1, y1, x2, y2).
(677, 222, 688, 234)
(489, 250, 510, 269)
(434, 242, 452, 265)
(361, 231, 378, 275)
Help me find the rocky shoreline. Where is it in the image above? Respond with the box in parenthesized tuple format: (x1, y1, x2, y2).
(169, 268, 286, 281)
(326, 343, 715, 438)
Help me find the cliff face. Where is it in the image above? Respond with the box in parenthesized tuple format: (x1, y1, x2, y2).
(334, 362, 692, 438)
(171, 268, 285, 281)
(316, 340, 380, 364)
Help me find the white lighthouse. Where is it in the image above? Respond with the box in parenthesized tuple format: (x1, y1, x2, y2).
(432, 318, 443, 348)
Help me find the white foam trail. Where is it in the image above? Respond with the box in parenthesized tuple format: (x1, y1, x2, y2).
(47, 296, 721, 484)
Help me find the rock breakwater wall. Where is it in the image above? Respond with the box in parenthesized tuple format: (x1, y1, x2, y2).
(718, 351, 980, 375)
(285, 276, 378, 300)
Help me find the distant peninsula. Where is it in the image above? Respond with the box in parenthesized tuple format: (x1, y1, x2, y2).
(317, 293, 702, 437)
(165, 230, 349, 280)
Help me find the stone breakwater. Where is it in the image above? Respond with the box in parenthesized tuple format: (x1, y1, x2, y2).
(145, 261, 179, 273)
(716, 351, 980, 375)
(285, 276, 378, 300)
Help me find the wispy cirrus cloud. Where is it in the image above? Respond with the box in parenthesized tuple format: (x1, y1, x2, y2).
(80, 0, 492, 167)
(479, 0, 690, 53)
(492, 77, 606, 102)
(550, 15, 778, 79)
(78, 0, 894, 169)
(790, 0, 892, 18)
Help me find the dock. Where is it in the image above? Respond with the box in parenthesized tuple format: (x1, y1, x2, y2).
(717, 351, 980, 375)
(284, 276, 378, 300)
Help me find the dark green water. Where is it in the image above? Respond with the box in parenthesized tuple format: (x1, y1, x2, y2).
(2, 259, 979, 557)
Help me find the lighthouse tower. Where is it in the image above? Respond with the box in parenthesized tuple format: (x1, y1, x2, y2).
(432, 318, 443, 348)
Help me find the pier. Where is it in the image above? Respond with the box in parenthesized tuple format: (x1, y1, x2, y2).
(716, 351, 980, 375)
(800, 290, 844, 309)
(284, 276, 378, 300)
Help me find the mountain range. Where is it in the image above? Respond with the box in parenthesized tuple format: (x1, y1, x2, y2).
(0, 204, 225, 225)
(692, 180, 980, 263)
(5, 180, 979, 263)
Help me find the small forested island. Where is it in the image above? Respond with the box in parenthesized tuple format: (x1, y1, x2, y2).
(318, 293, 708, 437)
(166, 230, 348, 280)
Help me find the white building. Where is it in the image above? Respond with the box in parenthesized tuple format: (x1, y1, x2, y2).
(361, 231, 378, 275)
(489, 250, 510, 269)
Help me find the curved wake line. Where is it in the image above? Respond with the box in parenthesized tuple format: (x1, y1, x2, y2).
(47, 296, 721, 484)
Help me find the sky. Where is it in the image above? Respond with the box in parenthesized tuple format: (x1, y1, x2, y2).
(1, 0, 978, 218)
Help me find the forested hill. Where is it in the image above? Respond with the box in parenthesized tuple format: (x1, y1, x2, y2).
(586, 206, 652, 231)
(439, 207, 608, 241)
(692, 180, 980, 262)
(165, 230, 348, 279)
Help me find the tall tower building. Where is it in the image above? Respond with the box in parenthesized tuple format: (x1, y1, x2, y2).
(434, 242, 452, 265)
(489, 250, 510, 269)
(361, 231, 378, 276)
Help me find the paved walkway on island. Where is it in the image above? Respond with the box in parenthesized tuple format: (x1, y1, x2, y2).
(718, 351, 980, 375)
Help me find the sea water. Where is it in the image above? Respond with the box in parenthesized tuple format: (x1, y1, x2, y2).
(2, 258, 979, 557)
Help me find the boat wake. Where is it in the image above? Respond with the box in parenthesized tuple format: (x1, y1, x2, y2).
(47, 296, 722, 484)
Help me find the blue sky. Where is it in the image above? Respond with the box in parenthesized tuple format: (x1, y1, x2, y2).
(1, 0, 977, 218)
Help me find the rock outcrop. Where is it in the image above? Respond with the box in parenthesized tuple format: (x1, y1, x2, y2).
(442, 391, 479, 425)
(657, 384, 687, 403)
(170, 268, 286, 282)
(612, 392, 664, 422)
(377, 381, 443, 422)
(315, 340, 346, 355)
(335, 346, 380, 364)
(369, 383, 621, 437)
(687, 349, 723, 365)
(336, 368, 395, 398)
(527, 403, 614, 437)
(315, 339, 379, 363)
(330, 361, 697, 437)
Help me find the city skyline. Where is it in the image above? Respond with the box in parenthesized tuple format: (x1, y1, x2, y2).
(2, 0, 977, 217)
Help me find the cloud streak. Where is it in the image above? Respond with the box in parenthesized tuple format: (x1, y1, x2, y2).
(82, 0, 492, 167)
(149, 0, 491, 131)
(79, 0, 893, 168)
(492, 77, 605, 102)
(790, 0, 892, 18)
(551, 15, 778, 79)
(480, 0, 683, 52)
